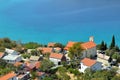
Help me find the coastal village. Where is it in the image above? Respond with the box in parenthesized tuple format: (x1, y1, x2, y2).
(0, 36, 120, 80)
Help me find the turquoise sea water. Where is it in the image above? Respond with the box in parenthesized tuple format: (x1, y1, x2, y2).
(0, 0, 120, 45)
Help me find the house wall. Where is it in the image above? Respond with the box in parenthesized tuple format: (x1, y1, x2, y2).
(79, 63, 89, 73)
(79, 62, 102, 73)
(82, 47, 96, 58)
(49, 58, 61, 65)
(91, 62, 102, 71)
(7, 56, 22, 64)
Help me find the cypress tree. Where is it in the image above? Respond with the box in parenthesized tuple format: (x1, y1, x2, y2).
(104, 43, 107, 50)
(110, 35, 115, 49)
(100, 41, 105, 51)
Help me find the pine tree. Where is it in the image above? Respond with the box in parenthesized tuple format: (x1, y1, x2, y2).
(104, 43, 107, 50)
(100, 41, 105, 51)
(110, 35, 115, 49)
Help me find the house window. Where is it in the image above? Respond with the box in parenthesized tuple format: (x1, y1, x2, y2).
(58, 62, 61, 65)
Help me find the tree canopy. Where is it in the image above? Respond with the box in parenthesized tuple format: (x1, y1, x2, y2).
(68, 42, 83, 60)
(97, 41, 107, 51)
(54, 43, 65, 48)
(24, 42, 42, 49)
(40, 59, 54, 72)
(0, 38, 17, 51)
(110, 35, 115, 49)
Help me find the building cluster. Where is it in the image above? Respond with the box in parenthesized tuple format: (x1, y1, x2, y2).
(0, 36, 114, 80)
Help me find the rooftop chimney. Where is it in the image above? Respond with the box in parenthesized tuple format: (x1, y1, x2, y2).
(89, 36, 94, 42)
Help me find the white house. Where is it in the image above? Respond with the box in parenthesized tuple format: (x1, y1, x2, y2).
(5, 48, 19, 55)
(49, 53, 66, 65)
(79, 58, 102, 73)
(0, 72, 17, 80)
(81, 41, 96, 58)
(64, 36, 97, 59)
(3, 54, 22, 64)
(30, 56, 40, 61)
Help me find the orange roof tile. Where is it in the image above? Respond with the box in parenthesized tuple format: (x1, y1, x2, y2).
(0, 72, 16, 80)
(48, 43, 55, 47)
(64, 41, 96, 50)
(64, 41, 76, 50)
(81, 41, 96, 49)
(35, 61, 41, 69)
(0, 52, 4, 58)
(50, 53, 63, 59)
(14, 62, 23, 67)
(81, 58, 96, 67)
(38, 47, 53, 54)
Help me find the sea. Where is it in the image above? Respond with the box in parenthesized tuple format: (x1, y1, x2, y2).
(0, 0, 120, 46)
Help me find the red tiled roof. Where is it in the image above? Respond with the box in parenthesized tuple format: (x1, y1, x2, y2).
(64, 41, 76, 50)
(81, 58, 96, 67)
(0, 72, 16, 80)
(24, 61, 35, 70)
(81, 41, 96, 49)
(50, 53, 63, 59)
(0, 52, 4, 58)
(64, 41, 96, 50)
(14, 62, 23, 67)
(37, 47, 53, 54)
(48, 43, 55, 47)
(35, 61, 41, 69)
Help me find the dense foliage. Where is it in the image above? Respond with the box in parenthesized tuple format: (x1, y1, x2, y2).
(24, 42, 42, 49)
(40, 59, 54, 72)
(110, 35, 116, 49)
(0, 59, 16, 76)
(0, 38, 18, 51)
(54, 43, 65, 48)
(68, 42, 83, 60)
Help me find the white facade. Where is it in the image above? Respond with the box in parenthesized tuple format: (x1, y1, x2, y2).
(49, 58, 61, 65)
(82, 47, 96, 58)
(79, 63, 89, 73)
(79, 62, 102, 73)
(3, 54, 22, 64)
(5, 48, 19, 55)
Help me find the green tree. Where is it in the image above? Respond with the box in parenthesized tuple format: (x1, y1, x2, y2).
(3, 38, 11, 43)
(57, 67, 70, 80)
(110, 35, 115, 49)
(22, 54, 31, 59)
(104, 43, 107, 50)
(112, 75, 120, 80)
(40, 59, 54, 72)
(54, 43, 65, 48)
(82, 68, 93, 80)
(114, 45, 119, 52)
(31, 50, 40, 56)
(101, 41, 105, 50)
(98, 41, 107, 51)
(30, 71, 37, 79)
(68, 42, 83, 60)
(43, 77, 53, 80)
(24, 42, 42, 49)
(0, 59, 7, 68)
(112, 53, 118, 60)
